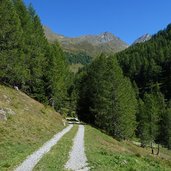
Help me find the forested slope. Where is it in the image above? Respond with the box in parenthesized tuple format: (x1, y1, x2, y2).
(117, 24, 171, 149)
(0, 0, 71, 111)
(74, 24, 171, 152)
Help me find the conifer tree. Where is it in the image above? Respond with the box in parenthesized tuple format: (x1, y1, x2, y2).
(166, 108, 171, 149)
(138, 92, 163, 153)
(93, 56, 137, 139)
(13, 0, 49, 102)
(27, 13, 48, 102)
(0, 0, 26, 87)
(161, 102, 171, 149)
(46, 42, 70, 110)
(77, 55, 137, 139)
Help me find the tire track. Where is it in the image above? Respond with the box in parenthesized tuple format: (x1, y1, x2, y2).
(65, 125, 89, 171)
(14, 124, 73, 171)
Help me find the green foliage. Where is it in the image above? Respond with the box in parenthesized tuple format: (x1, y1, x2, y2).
(160, 102, 171, 149)
(0, 0, 71, 110)
(0, 0, 26, 86)
(76, 55, 137, 139)
(74, 23, 171, 150)
(137, 93, 164, 147)
(46, 42, 71, 110)
(116, 24, 171, 149)
(65, 52, 92, 65)
(117, 24, 171, 99)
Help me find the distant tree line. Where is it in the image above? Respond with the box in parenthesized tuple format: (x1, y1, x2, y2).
(0, 0, 71, 111)
(64, 52, 92, 65)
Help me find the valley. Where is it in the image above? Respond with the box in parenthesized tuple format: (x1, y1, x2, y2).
(1, 0, 171, 170)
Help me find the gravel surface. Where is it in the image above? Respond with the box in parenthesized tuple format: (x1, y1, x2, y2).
(65, 125, 89, 171)
(14, 124, 73, 171)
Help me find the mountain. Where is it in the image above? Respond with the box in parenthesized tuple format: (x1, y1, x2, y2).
(132, 33, 151, 44)
(44, 26, 128, 57)
(43, 26, 65, 41)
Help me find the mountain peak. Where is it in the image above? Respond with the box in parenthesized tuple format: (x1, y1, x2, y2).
(43, 26, 128, 56)
(98, 32, 117, 43)
(100, 31, 114, 37)
(133, 34, 151, 45)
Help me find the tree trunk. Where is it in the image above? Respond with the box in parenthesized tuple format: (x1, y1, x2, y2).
(156, 144, 160, 155)
(141, 142, 145, 148)
(151, 142, 154, 154)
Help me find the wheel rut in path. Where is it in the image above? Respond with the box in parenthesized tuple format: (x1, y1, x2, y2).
(65, 125, 89, 171)
(14, 124, 73, 171)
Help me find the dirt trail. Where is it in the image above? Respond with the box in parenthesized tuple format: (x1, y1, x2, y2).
(14, 124, 73, 171)
(65, 125, 89, 171)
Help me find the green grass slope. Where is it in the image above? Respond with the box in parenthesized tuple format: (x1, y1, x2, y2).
(85, 126, 171, 171)
(1, 84, 171, 171)
(0, 85, 65, 171)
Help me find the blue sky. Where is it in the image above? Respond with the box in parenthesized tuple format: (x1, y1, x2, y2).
(24, 0, 171, 44)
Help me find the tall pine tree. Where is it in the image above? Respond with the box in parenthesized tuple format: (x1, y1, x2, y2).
(0, 0, 27, 87)
(77, 55, 137, 140)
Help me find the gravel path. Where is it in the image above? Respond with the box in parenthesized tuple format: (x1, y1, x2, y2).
(65, 125, 89, 171)
(14, 124, 73, 171)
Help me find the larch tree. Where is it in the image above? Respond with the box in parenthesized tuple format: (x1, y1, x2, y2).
(0, 0, 26, 87)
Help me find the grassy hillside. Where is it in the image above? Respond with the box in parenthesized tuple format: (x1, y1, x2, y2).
(1, 84, 171, 171)
(85, 126, 171, 171)
(0, 85, 65, 171)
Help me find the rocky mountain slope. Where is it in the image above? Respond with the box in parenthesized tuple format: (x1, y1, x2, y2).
(132, 33, 151, 44)
(44, 26, 128, 57)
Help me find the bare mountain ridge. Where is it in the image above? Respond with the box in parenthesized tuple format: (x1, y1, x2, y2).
(132, 33, 152, 45)
(44, 26, 128, 56)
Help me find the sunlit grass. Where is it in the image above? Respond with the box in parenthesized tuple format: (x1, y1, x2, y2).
(0, 85, 64, 170)
(85, 125, 171, 171)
